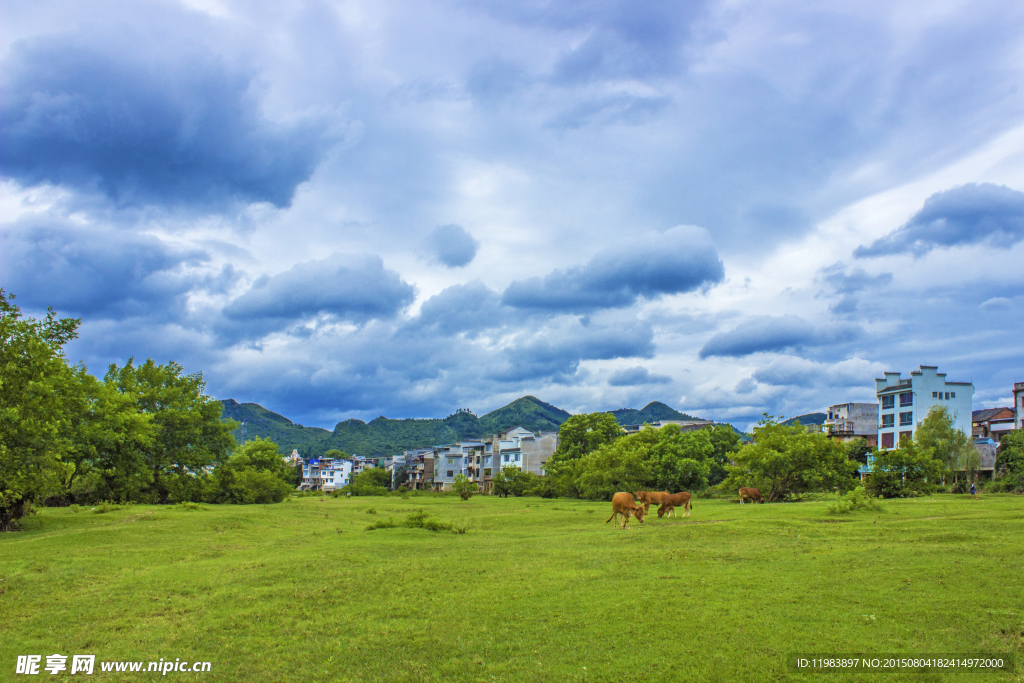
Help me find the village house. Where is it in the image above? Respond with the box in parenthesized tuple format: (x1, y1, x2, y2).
(875, 365, 973, 450)
(299, 454, 352, 491)
(621, 419, 714, 435)
(824, 403, 878, 446)
(972, 407, 1017, 443)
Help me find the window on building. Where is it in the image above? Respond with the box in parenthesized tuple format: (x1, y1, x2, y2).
(484, 468, 491, 476)
(899, 431, 912, 446)
(881, 395, 894, 410)
(950, 392, 955, 399)
(882, 414, 894, 428)
(899, 412, 913, 426)
(899, 392, 913, 407)
(515, 454, 520, 462)
(447, 458, 454, 465)
(882, 432, 894, 449)
(503, 454, 509, 462)
(932, 391, 938, 398)
(446, 470, 453, 478)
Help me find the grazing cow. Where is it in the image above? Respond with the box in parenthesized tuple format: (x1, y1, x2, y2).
(657, 492, 692, 518)
(606, 492, 645, 530)
(634, 490, 670, 515)
(739, 487, 764, 504)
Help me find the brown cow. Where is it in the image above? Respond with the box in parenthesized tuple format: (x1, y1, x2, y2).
(657, 492, 692, 518)
(634, 490, 669, 515)
(606, 492, 645, 530)
(739, 487, 764, 504)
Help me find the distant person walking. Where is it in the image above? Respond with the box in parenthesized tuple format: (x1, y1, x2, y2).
(970, 481, 977, 500)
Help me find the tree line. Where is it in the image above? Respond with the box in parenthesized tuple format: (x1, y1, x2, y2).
(0, 292, 297, 530)
(525, 403, 1024, 502)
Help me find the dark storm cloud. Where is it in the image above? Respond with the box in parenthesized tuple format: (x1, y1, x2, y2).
(608, 366, 672, 386)
(423, 224, 479, 267)
(221, 254, 415, 338)
(0, 220, 208, 320)
(855, 183, 1024, 258)
(409, 281, 505, 336)
(0, 35, 326, 209)
(491, 320, 655, 382)
(502, 225, 723, 313)
(698, 316, 862, 359)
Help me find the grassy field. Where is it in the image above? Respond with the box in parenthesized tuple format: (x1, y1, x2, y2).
(2, 493, 1022, 682)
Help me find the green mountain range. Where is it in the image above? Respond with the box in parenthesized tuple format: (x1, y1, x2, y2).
(218, 396, 710, 457)
(781, 412, 827, 427)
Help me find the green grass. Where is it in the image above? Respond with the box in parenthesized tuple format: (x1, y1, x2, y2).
(2, 494, 1022, 682)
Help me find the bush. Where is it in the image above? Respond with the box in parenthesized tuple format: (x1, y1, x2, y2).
(403, 509, 453, 532)
(365, 517, 399, 530)
(209, 469, 293, 504)
(827, 486, 882, 514)
(493, 467, 536, 497)
(92, 501, 126, 514)
(452, 474, 477, 500)
(205, 438, 294, 505)
(341, 484, 388, 496)
(986, 474, 1024, 494)
(352, 467, 392, 490)
(865, 443, 943, 498)
(525, 476, 558, 498)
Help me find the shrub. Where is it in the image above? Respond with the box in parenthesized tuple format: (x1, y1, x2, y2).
(986, 474, 1024, 494)
(452, 474, 476, 500)
(208, 469, 293, 505)
(865, 443, 943, 498)
(206, 438, 294, 505)
(365, 517, 399, 530)
(92, 502, 125, 514)
(827, 486, 882, 515)
(493, 467, 536, 497)
(403, 509, 453, 532)
(525, 476, 558, 498)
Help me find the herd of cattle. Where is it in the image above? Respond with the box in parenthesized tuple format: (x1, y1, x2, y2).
(605, 487, 764, 529)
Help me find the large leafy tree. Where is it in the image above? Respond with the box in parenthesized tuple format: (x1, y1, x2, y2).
(0, 291, 79, 529)
(650, 425, 715, 492)
(708, 424, 742, 485)
(208, 437, 294, 504)
(573, 436, 653, 501)
(865, 441, 944, 498)
(546, 412, 624, 496)
(914, 405, 975, 484)
(63, 370, 156, 504)
(105, 358, 237, 503)
(998, 430, 1024, 476)
(721, 414, 858, 502)
(549, 412, 623, 463)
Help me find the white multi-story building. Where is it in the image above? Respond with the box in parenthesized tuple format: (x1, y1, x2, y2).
(493, 427, 558, 477)
(875, 365, 973, 450)
(300, 456, 352, 491)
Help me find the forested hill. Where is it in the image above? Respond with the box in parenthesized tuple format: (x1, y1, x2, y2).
(781, 412, 827, 427)
(609, 401, 698, 425)
(219, 395, 704, 457)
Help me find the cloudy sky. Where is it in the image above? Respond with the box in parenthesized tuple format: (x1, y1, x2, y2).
(3, 0, 1024, 430)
